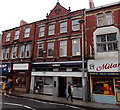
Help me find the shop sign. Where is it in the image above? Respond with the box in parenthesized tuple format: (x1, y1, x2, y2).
(88, 59, 120, 72)
(0, 63, 11, 73)
(13, 63, 29, 70)
(52, 64, 60, 67)
(89, 72, 120, 76)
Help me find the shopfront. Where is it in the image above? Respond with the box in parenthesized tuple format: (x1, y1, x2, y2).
(30, 61, 87, 99)
(88, 59, 120, 104)
(12, 63, 30, 92)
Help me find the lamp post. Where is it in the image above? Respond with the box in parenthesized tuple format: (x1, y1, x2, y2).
(78, 19, 86, 101)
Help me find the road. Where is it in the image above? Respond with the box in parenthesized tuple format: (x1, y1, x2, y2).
(1, 94, 90, 110)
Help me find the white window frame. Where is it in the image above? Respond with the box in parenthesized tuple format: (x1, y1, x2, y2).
(72, 19, 80, 31)
(25, 44, 31, 58)
(48, 24, 55, 35)
(97, 13, 103, 27)
(12, 46, 17, 59)
(38, 43, 43, 58)
(39, 26, 45, 37)
(20, 45, 25, 58)
(47, 42, 54, 57)
(6, 33, 10, 42)
(24, 28, 30, 38)
(60, 22, 67, 33)
(72, 38, 80, 56)
(14, 30, 20, 40)
(96, 33, 118, 52)
(105, 11, 113, 25)
(60, 40, 67, 57)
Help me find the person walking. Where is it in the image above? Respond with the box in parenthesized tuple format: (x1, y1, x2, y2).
(2, 81, 6, 94)
(67, 83, 73, 102)
(6, 79, 11, 94)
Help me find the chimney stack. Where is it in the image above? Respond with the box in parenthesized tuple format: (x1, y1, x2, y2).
(20, 20, 27, 26)
(89, 0, 95, 8)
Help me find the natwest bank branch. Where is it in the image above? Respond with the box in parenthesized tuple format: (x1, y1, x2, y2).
(88, 59, 120, 105)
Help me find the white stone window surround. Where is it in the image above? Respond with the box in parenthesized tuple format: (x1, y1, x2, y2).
(93, 26, 120, 60)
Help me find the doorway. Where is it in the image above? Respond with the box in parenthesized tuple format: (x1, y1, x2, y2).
(58, 77, 66, 97)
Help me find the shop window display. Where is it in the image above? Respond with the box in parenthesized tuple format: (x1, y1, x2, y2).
(92, 78, 114, 95)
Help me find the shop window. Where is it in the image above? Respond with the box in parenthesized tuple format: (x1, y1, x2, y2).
(44, 77, 53, 86)
(92, 78, 114, 95)
(72, 77, 82, 87)
(16, 76, 28, 88)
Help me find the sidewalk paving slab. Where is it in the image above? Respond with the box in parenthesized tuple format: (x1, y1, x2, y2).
(7, 91, 120, 110)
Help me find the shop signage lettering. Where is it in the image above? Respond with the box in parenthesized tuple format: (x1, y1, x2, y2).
(89, 72, 120, 76)
(95, 63, 120, 71)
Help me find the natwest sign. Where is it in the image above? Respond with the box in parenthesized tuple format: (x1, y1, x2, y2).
(88, 59, 120, 72)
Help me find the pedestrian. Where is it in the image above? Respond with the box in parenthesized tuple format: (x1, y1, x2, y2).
(67, 83, 74, 102)
(2, 81, 6, 94)
(6, 79, 11, 94)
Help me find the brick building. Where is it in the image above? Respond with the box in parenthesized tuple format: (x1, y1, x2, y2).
(87, 2, 120, 104)
(1, 1, 120, 104)
(2, 22, 36, 92)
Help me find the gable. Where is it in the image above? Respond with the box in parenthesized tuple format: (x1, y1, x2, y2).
(47, 2, 70, 19)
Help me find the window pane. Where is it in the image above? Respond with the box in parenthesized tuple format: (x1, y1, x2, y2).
(38, 44, 43, 57)
(60, 22, 67, 33)
(97, 13, 103, 26)
(72, 19, 80, 31)
(24, 28, 30, 38)
(72, 39, 80, 56)
(48, 24, 55, 35)
(6, 33, 10, 41)
(48, 42, 54, 57)
(39, 27, 45, 37)
(25, 44, 31, 57)
(97, 44, 106, 52)
(14, 30, 20, 40)
(60, 40, 67, 56)
(20, 45, 25, 58)
(105, 12, 113, 25)
(107, 33, 117, 41)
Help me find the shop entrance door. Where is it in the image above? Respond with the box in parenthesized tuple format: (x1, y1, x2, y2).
(115, 79, 120, 102)
(58, 77, 66, 97)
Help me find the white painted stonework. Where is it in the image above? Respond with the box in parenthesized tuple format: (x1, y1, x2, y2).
(93, 26, 120, 60)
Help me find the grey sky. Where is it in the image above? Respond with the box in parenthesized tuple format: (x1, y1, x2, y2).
(0, 0, 120, 34)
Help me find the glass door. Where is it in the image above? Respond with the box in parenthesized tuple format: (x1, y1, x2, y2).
(115, 79, 120, 102)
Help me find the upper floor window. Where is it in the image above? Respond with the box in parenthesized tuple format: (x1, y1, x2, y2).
(72, 38, 80, 56)
(14, 30, 20, 40)
(72, 19, 80, 31)
(2, 48, 10, 60)
(20, 45, 25, 58)
(39, 27, 45, 37)
(47, 42, 54, 57)
(38, 43, 43, 57)
(12, 45, 17, 59)
(97, 11, 113, 27)
(105, 12, 113, 25)
(6, 33, 11, 42)
(24, 28, 30, 38)
(20, 44, 31, 58)
(48, 24, 55, 35)
(60, 22, 67, 33)
(60, 40, 67, 57)
(96, 33, 118, 52)
(25, 44, 31, 58)
(97, 13, 103, 26)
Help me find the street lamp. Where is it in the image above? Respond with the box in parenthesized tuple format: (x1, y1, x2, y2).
(78, 19, 86, 101)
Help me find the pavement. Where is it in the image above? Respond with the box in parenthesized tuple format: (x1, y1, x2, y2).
(5, 91, 120, 110)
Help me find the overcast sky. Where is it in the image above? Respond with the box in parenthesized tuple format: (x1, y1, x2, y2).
(0, 0, 120, 34)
